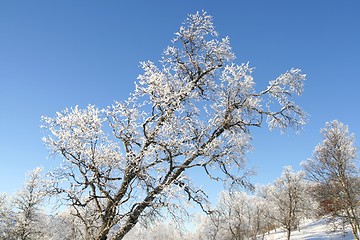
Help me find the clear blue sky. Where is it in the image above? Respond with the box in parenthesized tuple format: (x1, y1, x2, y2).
(1, 1, 359, 199)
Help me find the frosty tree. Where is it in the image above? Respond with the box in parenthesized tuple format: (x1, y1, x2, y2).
(199, 191, 265, 240)
(11, 168, 48, 240)
(0, 194, 13, 239)
(260, 166, 309, 240)
(42, 11, 306, 240)
(302, 120, 360, 239)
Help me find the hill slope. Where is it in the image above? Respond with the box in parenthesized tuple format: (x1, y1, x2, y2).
(260, 218, 354, 240)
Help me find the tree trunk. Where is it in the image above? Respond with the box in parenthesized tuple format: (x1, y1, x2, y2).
(286, 228, 291, 240)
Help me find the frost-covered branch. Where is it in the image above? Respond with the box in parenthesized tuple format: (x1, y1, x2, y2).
(41, 11, 306, 240)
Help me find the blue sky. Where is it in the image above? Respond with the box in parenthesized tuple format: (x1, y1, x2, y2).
(0, 1, 359, 199)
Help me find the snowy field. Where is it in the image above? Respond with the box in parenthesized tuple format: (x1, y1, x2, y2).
(260, 219, 354, 240)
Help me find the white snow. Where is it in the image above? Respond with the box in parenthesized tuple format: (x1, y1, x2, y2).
(259, 218, 354, 240)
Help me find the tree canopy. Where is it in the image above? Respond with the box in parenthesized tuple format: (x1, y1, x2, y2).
(41, 11, 306, 240)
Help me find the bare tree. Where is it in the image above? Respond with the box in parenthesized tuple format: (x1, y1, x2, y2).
(41, 11, 306, 240)
(194, 209, 224, 240)
(123, 219, 185, 240)
(197, 191, 252, 240)
(217, 192, 253, 240)
(192, 191, 271, 240)
(48, 210, 88, 240)
(0, 193, 14, 239)
(302, 120, 360, 239)
(247, 195, 271, 240)
(260, 166, 308, 240)
(12, 168, 48, 240)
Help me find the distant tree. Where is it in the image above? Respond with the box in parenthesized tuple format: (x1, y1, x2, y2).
(217, 191, 254, 240)
(198, 191, 252, 240)
(0, 193, 14, 239)
(48, 210, 87, 240)
(247, 195, 271, 239)
(41, 11, 306, 240)
(12, 168, 48, 240)
(194, 208, 224, 240)
(302, 120, 360, 239)
(260, 166, 308, 240)
(123, 219, 185, 240)
(192, 191, 270, 240)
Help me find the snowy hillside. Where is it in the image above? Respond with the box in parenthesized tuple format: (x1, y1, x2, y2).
(260, 219, 354, 240)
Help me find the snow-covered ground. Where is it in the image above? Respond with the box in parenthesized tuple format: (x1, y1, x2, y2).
(259, 218, 354, 240)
